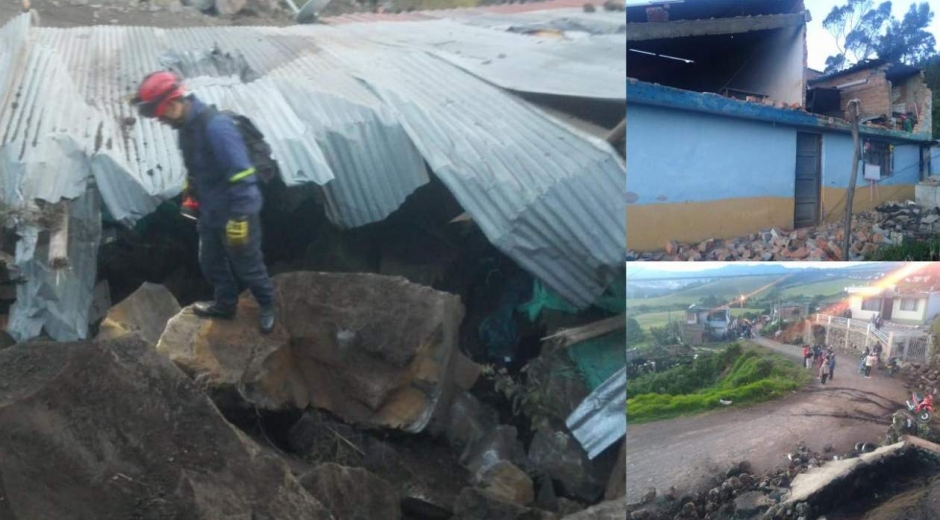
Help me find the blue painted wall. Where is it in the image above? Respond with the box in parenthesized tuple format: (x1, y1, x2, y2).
(932, 146, 940, 176)
(627, 104, 923, 205)
(626, 104, 796, 204)
(821, 134, 921, 188)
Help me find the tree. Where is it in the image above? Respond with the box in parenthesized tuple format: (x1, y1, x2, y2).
(699, 295, 719, 308)
(823, 0, 893, 72)
(650, 322, 681, 347)
(627, 317, 646, 345)
(877, 2, 936, 64)
(823, 0, 936, 71)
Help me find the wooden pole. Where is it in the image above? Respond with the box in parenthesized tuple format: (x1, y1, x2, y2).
(842, 100, 861, 261)
(606, 118, 626, 145)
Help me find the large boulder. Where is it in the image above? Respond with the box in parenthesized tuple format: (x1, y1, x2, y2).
(528, 427, 610, 503)
(98, 282, 181, 345)
(475, 461, 535, 506)
(156, 272, 465, 432)
(299, 463, 400, 520)
(0, 337, 333, 519)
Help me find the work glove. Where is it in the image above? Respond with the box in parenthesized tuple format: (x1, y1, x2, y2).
(226, 216, 249, 248)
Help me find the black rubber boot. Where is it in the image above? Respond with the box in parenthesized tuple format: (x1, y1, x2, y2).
(193, 301, 236, 320)
(260, 305, 276, 334)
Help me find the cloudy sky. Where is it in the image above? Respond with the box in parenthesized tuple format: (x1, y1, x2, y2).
(626, 0, 940, 70)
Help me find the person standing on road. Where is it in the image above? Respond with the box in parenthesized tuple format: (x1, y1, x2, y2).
(828, 352, 836, 382)
(820, 356, 830, 384)
(803, 345, 811, 369)
(865, 351, 878, 378)
(858, 346, 870, 374)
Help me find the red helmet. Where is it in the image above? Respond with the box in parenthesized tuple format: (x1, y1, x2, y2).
(132, 71, 185, 118)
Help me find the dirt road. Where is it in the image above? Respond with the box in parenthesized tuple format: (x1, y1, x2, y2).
(626, 337, 910, 503)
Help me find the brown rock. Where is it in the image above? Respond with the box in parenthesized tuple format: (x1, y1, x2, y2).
(157, 272, 465, 432)
(790, 247, 810, 259)
(829, 242, 844, 260)
(476, 461, 535, 505)
(561, 499, 626, 519)
(454, 487, 557, 520)
(97, 282, 180, 346)
(873, 233, 886, 243)
(665, 241, 678, 255)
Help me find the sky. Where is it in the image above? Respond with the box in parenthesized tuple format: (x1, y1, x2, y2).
(625, 0, 940, 70)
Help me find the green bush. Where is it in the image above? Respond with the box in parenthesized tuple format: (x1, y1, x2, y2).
(627, 344, 810, 423)
(866, 239, 940, 261)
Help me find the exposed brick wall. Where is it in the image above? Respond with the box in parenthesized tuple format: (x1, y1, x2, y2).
(812, 66, 891, 119)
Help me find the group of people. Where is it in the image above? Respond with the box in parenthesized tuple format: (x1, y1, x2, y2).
(802, 344, 836, 384)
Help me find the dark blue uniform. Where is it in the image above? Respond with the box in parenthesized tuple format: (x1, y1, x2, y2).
(179, 95, 274, 310)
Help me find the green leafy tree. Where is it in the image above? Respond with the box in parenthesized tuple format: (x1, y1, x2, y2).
(823, 0, 893, 72)
(699, 295, 720, 308)
(627, 317, 646, 346)
(878, 2, 936, 64)
(650, 321, 682, 346)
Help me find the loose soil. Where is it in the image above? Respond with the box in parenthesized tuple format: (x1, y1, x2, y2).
(626, 336, 909, 503)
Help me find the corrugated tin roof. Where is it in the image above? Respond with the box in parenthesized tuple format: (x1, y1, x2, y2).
(0, 13, 626, 341)
(566, 365, 626, 459)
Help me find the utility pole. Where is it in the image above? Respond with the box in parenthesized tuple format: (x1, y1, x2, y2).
(842, 99, 861, 261)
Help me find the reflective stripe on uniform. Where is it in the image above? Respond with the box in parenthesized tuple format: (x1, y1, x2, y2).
(229, 167, 256, 183)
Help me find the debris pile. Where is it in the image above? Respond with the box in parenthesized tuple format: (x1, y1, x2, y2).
(905, 365, 940, 396)
(76, 270, 625, 520)
(628, 201, 940, 261)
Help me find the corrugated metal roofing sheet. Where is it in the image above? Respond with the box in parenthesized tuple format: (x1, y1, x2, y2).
(0, 13, 625, 341)
(566, 365, 626, 459)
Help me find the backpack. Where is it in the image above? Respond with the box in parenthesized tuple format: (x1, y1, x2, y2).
(195, 105, 280, 184)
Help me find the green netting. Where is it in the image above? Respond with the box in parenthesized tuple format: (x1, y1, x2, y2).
(567, 331, 626, 391)
(517, 279, 580, 322)
(518, 270, 626, 322)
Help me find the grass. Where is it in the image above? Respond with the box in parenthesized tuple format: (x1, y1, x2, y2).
(778, 277, 854, 299)
(626, 343, 812, 424)
(628, 276, 784, 308)
(865, 238, 940, 261)
(632, 308, 764, 332)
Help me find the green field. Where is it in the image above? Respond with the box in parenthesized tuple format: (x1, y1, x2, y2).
(626, 344, 812, 423)
(633, 308, 764, 331)
(778, 277, 853, 299)
(629, 276, 785, 308)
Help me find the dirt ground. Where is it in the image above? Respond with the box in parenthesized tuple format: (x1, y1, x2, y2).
(626, 336, 910, 503)
(0, 0, 294, 28)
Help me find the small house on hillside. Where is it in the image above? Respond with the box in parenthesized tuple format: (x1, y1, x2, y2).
(846, 287, 940, 325)
(625, 0, 933, 252)
(774, 302, 809, 320)
(683, 305, 731, 344)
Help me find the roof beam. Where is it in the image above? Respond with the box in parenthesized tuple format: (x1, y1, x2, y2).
(627, 11, 808, 42)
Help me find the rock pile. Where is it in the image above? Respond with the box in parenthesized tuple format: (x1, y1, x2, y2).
(628, 201, 940, 261)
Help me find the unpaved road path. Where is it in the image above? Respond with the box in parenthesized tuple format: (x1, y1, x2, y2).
(626, 337, 910, 503)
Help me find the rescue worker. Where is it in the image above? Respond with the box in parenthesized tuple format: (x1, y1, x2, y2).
(132, 71, 276, 333)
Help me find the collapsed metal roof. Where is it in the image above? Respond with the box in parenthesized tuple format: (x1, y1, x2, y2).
(566, 365, 626, 459)
(0, 11, 626, 342)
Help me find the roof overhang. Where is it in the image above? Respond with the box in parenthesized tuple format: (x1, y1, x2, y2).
(627, 79, 933, 143)
(627, 11, 808, 42)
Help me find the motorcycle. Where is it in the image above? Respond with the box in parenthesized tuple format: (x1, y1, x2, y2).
(906, 392, 935, 423)
(886, 357, 899, 377)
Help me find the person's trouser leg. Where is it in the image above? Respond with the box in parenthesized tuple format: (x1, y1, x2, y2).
(224, 213, 275, 309)
(199, 223, 239, 309)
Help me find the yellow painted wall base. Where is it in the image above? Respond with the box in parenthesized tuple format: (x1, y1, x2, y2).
(626, 197, 793, 252)
(626, 185, 917, 252)
(820, 185, 916, 223)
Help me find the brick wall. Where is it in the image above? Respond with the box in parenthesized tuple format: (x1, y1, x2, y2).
(812, 66, 891, 119)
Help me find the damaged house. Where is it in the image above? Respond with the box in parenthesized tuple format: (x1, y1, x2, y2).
(0, 5, 626, 343)
(625, 0, 933, 252)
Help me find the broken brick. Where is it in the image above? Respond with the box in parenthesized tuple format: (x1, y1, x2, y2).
(665, 241, 678, 255)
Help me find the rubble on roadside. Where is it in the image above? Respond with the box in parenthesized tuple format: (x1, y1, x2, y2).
(628, 201, 940, 261)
